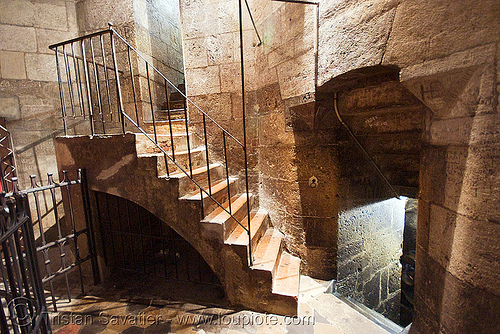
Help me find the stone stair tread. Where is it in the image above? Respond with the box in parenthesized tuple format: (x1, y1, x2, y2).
(226, 208, 268, 245)
(170, 163, 221, 179)
(156, 108, 185, 113)
(135, 132, 191, 138)
(137, 146, 206, 158)
(169, 145, 206, 157)
(144, 119, 187, 125)
(252, 228, 282, 272)
(181, 177, 237, 200)
(273, 252, 300, 297)
(202, 193, 252, 224)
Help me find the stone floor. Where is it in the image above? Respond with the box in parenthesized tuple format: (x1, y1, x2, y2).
(50, 275, 401, 334)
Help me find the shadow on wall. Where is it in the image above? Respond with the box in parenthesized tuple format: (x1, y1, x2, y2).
(408, 61, 500, 333)
(312, 65, 429, 324)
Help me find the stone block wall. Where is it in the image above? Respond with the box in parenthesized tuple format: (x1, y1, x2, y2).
(0, 0, 80, 187)
(180, 0, 339, 280)
(0, 0, 185, 185)
(318, 0, 500, 332)
(181, 0, 500, 331)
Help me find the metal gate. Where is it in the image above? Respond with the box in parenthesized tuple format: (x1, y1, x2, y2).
(94, 191, 221, 287)
(0, 169, 99, 334)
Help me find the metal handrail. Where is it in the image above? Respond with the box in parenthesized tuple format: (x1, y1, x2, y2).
(50, 24, 255, 265)
(109, 26, 245, 148)
(333, 92, 400, 199)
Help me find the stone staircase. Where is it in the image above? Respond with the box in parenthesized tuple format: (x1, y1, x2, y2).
(134, 117, 301, 314)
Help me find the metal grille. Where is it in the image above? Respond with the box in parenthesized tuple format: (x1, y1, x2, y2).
(25, 170, 99, 312)
(0, 123, 17, 193)
(0, 169, 100, 333)
(94, 191, 221, 286)
(0, 193, 50, 334)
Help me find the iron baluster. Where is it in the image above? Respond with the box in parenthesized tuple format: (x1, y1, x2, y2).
(90, 38, 106, 134)
(223, 132, 231, 215)
(182, 96, 193, 178)
(127, 46, 139, 124)
(78, 169, 100, 285)
(54, 46, 68, 135)
(62, 45, 76, 117)
(71, 42, 85, 117)
(62, 170, 85, 294)
(100, 35, 113, 122)
(109, 24, 126, 134)
(30, 175, 57, 311)
(203, 114, 211, 196)
(164, 79, 175, 161)
(81, 40, 95, 136)
(146, 64, 157, 144)
(47, 173, 72, 301)
(238, 0, 253, 266)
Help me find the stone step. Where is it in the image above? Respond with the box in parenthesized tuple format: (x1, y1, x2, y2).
(225, 208, 269, 253)
(144, 118, 187, 134)
(200, 193, 254, 242)
(202, 193, 254, 241)
(155, 108, 186, 120)
(273, 252, 301, 297)
(180, 177, 239, 214)
(156, 146, 207, 175)
(135, 132, 202, 154)
(307, 293, 394, 334)
(169, 163, 224, 196)
(252, 228, 283, 275)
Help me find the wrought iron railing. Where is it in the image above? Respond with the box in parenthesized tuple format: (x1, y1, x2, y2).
(0, 124, 17, 193)
(0, 169, 99, 333)
(49, 24, 255, 265)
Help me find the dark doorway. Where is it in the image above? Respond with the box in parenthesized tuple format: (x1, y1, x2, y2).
(93, 192, 222, 289)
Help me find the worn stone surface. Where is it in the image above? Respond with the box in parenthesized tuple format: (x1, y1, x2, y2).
(383, 0, 500, 68)
(0, 96, 21, 120)
(0, 51, 26, 80)
(0, 25, 37, 52)
(318, 0, 398, 86)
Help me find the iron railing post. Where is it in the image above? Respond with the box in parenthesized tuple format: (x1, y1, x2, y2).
(79, 169, 101, 285)
(81, 40, 95, 136)
(109, 23, 126, 134)
(238, 0, 253, 267)
(54, 46, 68, 135)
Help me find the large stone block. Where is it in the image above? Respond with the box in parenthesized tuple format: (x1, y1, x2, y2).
(36, 28, 78, 54)
(33, 1, 68, 31)
(0, 96, 21, 120)
(0, 0, 35, 26)
(0, 25, 37, 52)
(338, 81, 421, 114)
(428, 204, 500, 295)
(206, 32, 238, 66)
(183, 38, 208, 69)
(276, 49, 315, 100)
(0, 51, 26, 79)
(77, 0, 134, 33)
(318, 0, 398, 86)
(185, 66, 221, 95)
(383, 0, 500, 68)
(25, 53, 58, 81)
(219, 62, 241, 93)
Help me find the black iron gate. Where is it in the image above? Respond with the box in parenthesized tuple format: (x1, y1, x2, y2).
(94, 192, 221, 287)
(0, 169, 99, 334)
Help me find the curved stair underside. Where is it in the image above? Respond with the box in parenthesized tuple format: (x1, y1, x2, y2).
(133, 121, 301, 314)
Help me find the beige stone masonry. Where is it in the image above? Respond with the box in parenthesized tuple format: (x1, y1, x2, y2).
(0, 51, 26, 79)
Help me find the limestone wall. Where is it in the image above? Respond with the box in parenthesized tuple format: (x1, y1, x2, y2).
(180, 0, 338, 280)
(318, 0, 500, 332)
(180, 0, 500, 331)
(0, 0, 80, 187)
(0, 0, 185, 186)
